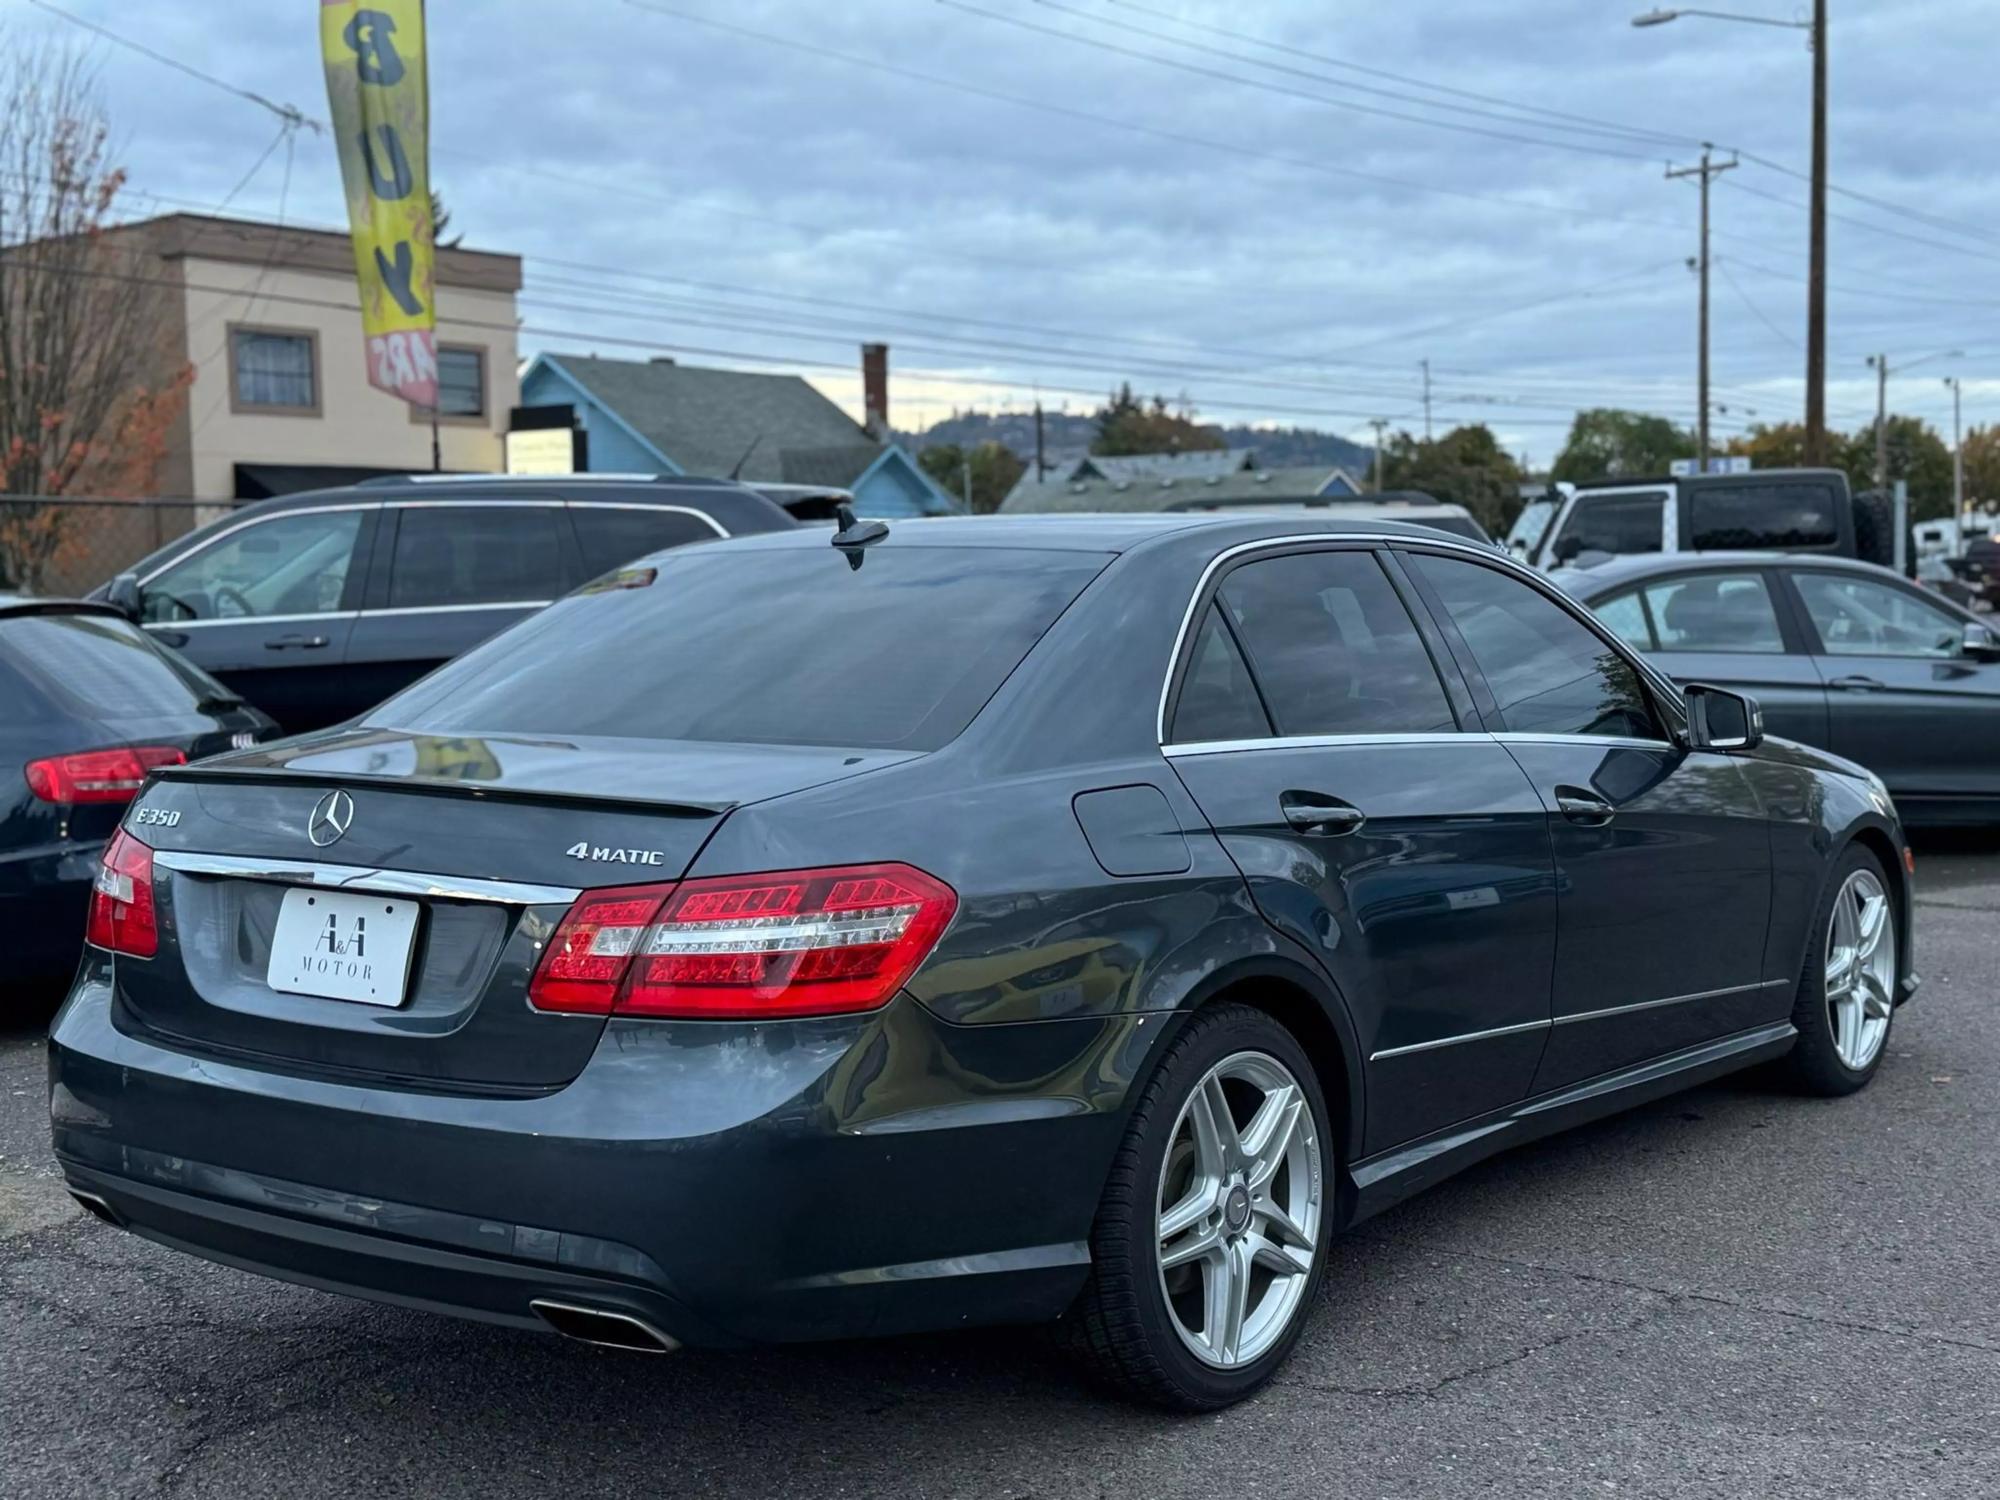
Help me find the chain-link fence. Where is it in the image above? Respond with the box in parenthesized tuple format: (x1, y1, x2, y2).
(0, 497, 247, 597)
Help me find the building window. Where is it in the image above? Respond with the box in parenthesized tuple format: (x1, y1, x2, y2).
(437, 346, 486, 417)
(229, 326, 319, 413)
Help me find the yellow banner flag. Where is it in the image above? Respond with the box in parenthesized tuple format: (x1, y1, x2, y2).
(321, 1, 437, 407)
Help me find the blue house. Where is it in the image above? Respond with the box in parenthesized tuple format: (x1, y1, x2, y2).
(518, 353, 958, 517)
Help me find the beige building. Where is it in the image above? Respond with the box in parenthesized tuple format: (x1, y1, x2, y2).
(100, 213, 522, 500)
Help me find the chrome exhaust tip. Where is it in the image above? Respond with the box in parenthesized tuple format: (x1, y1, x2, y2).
(68, 1188, 124, 1229)
(529, 1298, 679, 1354)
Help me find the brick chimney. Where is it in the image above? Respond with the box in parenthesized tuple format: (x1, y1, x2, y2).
(861, 343, 889, 439)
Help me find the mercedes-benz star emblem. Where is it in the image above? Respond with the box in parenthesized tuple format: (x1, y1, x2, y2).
(307, 789, 355, 848)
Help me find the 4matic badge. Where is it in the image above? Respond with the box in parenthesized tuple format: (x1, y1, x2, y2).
(565, 842, 667, 867)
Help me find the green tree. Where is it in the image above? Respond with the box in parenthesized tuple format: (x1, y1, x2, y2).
(1551, 408, 1696, 483)
(1961, 424, 2000, 513)
(1380, 424, 1525, 535)
(1724, 421, 1811, 470)
(918, 440, 1025, 514)
(1836, 416, 1954, 520)
(1090, 383, 1225, 457)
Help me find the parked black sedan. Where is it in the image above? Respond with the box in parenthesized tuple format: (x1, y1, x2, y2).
(95, 474, 797, 733)
(0, 599, 274, 995)
(52, 516, 1913, 1409)
(1560, 551, 2000, 826)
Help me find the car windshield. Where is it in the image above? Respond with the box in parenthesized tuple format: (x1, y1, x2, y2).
(1507, 498, 1558, 553)
(371, 544, 1110, 751)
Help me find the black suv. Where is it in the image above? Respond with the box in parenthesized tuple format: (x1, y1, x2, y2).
(97, 476, 796, 731)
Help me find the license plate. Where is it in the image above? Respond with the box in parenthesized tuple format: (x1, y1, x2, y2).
(266, 888, 420, 1007)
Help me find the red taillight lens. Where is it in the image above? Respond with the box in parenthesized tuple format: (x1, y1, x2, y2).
(25, 746, 186, 805)
(527, 864, 957, 1020)
(86, 829, 159, 958)
(527, 883, 674, 1014)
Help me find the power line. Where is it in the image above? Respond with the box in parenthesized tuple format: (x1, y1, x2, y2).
(939, 0, 1667, 165)
(23, 0, 323, 132)
(1721, 177, 2000, 269)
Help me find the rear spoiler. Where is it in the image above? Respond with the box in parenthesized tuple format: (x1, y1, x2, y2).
(147, 762, 735, 819)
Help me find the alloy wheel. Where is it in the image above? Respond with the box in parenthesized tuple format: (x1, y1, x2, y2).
(1155, 1050, 1323, 1369)
(1825, 868, 1895, 1071)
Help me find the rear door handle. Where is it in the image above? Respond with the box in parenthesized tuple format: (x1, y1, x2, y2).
(1554, 786, 1615, 825)
(1828, 675, 1884, 692)
(265, 633, 329, 651)
(1279, 791, 1366, 835)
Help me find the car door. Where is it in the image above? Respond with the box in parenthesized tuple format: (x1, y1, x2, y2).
(137, 504, 374, 731)
(1162, 543, 1559, 1155)
(1402, 547, 1778, 1096)
(342, 502, 578, 718)
(1588, 566, 1830, 747)
(1785, 566, 2000, 808)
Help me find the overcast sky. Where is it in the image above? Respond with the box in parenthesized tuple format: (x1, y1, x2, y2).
(24, 0, 2000, 463)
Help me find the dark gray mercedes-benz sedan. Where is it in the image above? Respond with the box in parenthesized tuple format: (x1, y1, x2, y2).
(50, 515, 1917, 1409)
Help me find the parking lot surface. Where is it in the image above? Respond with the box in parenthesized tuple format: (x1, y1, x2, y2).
(4, 839, 1997, 1499)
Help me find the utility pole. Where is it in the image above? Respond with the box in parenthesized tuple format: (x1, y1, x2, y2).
(1945, 375, 1965, 520)
(1033, 401, 1048, 479)
(1419, 360, 1433, 441)
(1369, 418, 1389, 493)
(1666, 144, 1737, 469)
(1868, 354, 1889, 488)
(1805, 0, 1829, 465)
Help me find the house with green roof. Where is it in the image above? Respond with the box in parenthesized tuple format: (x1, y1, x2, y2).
(518, 353, 958, 517)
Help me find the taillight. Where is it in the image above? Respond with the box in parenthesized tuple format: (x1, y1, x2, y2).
(86, 829, 159, 958)
(528, 864, 957, 1020)
(25, 746, 186, 805)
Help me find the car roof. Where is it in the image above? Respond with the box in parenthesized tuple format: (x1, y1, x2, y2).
(0, 596, 126, 622)
(1554, 550, 1903, 597)
(1573, 467, 1845, 491)
(706, 511, 1485, 555)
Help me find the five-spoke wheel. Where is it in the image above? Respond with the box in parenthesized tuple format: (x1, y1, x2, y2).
(1825, 867, 1896, 1072)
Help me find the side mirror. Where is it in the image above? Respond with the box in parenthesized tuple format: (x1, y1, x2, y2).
(1684, 683, 1764, 752)
(1961, 621, 2000, 661)
(105, 572, 143, 620)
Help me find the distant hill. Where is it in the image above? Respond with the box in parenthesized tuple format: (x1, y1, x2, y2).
(898, 410, 1374, 479)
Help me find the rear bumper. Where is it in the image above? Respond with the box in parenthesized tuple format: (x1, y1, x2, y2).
(48, 968, 1155, 1347)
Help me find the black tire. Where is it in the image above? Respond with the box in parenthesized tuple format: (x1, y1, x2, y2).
(1853, 491, 1897, 569)
(1061, 1002, 1335, 1411)
(1780, 844, 1899, 1096)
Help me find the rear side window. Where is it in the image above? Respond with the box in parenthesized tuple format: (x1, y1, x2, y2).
(374, 546, 1108, 751)
(1171, 608, 1272, 743)
(572, 506, 721, 576)
(1414, 554, 1659, 740)
(1640, 572, 1785, 653)
(389, 506, 568, 608)
(0, 613, 206, 721)
(1690, 482, 1840, 551)
(1553, 492, 1665, 563)
(1215, 550, 1456, 737)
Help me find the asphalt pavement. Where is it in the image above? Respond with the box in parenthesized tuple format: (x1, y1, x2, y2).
(4, 839, 1997, 1499)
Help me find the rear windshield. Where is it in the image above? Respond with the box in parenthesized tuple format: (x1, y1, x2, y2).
(1411, 513, 1489, 542)
(1689, 482, 1840, 551)
(0, 612, 211, 722)
(372, 544, 1110, 750)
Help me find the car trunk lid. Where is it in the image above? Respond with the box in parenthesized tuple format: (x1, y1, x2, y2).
(114, 730, 916, 1092)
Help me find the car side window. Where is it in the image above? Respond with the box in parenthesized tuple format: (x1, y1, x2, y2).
(388, 506, 569, 609)
(1591, 590, 1655, 651)
(142, 509, 365, 622)
(1169, 606, 1273, 743)
(572, 505, 720, 577)
(1642, 572, 1785, 653)
(1793, 571, 1962, 658)
(1214, 550, 1457, 737)
(1552, 491, 1665, 564)
(1413, 553, 1660, 740)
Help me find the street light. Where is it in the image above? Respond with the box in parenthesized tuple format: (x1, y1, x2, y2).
(1633, 4, 1828, 468)
(1865, 349, 1962, 489)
